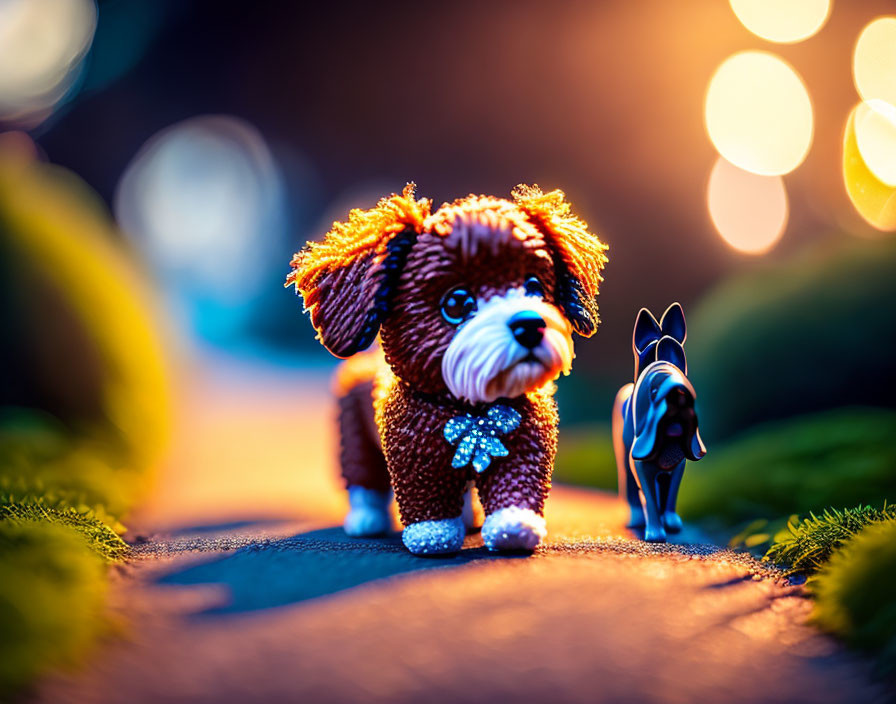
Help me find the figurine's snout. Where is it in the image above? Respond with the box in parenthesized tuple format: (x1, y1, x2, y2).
(508, 311, 546, 349)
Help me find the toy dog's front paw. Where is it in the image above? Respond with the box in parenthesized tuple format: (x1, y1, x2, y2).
(662, 511, 683, 533)
(482, 506, 546, 552)
(402, 517, 465, 555)
(344, 486, 392, 537)
(643, 524, 667, 543)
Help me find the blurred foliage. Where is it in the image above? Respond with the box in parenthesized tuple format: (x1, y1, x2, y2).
(554, 424, 617, 490)
(0, 137, 170, 696)
(0, 521, 108, 695)
(688, 236, 896, 442)
(0, 408, 144, 521)
(765, 504, 896, 575)
(813, 520, 896, 677)
(554, 408, 896, 530)
(0, 133, 170, 480)
(677, 407, 896, 525)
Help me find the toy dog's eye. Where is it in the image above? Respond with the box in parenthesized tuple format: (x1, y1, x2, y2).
(524, 276, 544, 297)
(441, 287, 477, 324)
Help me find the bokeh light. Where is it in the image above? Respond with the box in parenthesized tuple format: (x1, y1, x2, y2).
(0, 0, 97, 127)
(843, 103, 896, 232)
(729, 0, 830, 44)
(854, 100, 896, 188)
(707, 155, 788, 254)
(853, 17, 896, 107)
(115, 115, 289, 342)
(705, 51, 814, 176)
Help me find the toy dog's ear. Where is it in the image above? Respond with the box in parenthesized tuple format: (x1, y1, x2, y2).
(633, 308, 660, 379)
(286, 184, 431, 358)
(512, 185, 608, 336)
(656, 335, 687, 374)
(633, 308, 661, 353)
(688, 426, 707, 461)
(660, 302, 686, 344)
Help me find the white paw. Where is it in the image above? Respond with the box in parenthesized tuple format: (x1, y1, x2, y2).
(402, 517, 465, 555)
(482, 506, 546, 552)
(344, 486, 391, 537)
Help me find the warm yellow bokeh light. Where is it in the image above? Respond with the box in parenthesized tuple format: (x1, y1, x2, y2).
(843, 104, 896, 232)
(854, 100, 896, 187)
(729, 0, 830, 44)
(705, 51, 813, 176)
(853, 17, 896, 107)
(707, 156, 788, 254)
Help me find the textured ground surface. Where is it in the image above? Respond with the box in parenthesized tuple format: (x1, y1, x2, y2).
(35, 361, 886, 704)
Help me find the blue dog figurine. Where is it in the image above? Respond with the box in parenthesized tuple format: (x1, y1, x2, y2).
(612, 303, 706, 542)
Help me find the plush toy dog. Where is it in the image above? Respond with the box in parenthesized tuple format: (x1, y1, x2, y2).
(612, 303, 706, 542)
(287, 184, 608, 555)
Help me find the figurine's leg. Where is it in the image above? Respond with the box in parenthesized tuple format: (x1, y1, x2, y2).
(477, 462, 550, 552)
(661, 461, 685, 534)
(391, 460, 468, 556)
(633, 460, 666, 542)
(338, 382, 392, 537)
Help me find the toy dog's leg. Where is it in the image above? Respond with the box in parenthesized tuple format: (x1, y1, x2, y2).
(476, 462, 550, 552)
(338, 380, 392, 537)
(395, 477, 468, 556)
(633, 460, 666, 542)
(659, 460, 685, 533)
(388, 456, 468, 555)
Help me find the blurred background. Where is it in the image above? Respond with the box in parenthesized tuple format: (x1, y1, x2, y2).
(2, 0, 896, 693)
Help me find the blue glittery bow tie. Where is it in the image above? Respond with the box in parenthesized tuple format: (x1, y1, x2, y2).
(443, 404, 522, 474)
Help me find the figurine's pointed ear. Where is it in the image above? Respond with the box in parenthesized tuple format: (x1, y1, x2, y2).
(656, 335, 687, 374)
(660, 302, 686, 344)
(286, 185, 430, 358)
(634, 339, 658, 380)
(633, 308, 661, 354)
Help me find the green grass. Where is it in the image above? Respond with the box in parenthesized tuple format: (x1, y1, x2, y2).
(813, 520, 896, 676)
(0, 521, 108, 695)
(0, 407, 146, 521)
(764, 505, 896, 575)
(554, 424, 617, 490)
(677, 407, 896, 525)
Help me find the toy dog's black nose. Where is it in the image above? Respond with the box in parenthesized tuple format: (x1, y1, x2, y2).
(509, 311, 545, 349)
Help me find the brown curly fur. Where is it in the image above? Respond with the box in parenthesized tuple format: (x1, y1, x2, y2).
(287, 184, 607, 526)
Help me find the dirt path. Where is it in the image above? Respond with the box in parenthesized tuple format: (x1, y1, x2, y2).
(36, 361, 885, 704)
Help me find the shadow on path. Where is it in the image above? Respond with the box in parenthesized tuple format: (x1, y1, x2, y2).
(156, 527, 525, 615)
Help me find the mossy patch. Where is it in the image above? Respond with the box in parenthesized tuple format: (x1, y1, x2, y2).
(813, 520, 896, 676)
(0, 521, 108, 695)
